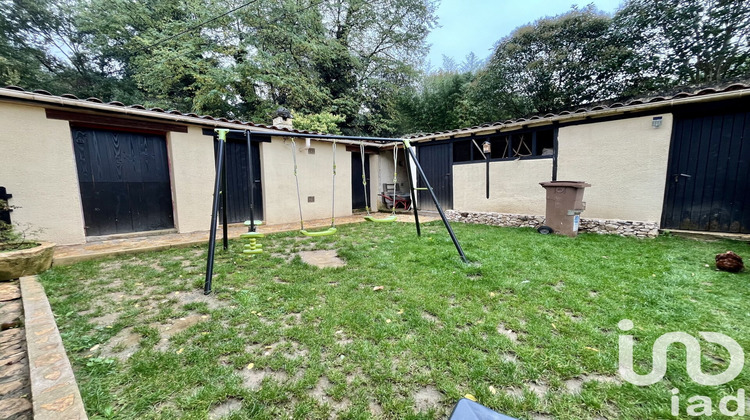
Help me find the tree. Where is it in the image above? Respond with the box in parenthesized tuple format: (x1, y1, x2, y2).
(481, 5, 631, 114)
(613, 0, 750, 90)
(1, 0, 437, 134)
(395, 70, 476, 133)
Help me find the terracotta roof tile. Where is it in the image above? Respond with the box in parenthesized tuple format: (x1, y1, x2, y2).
(0, 85, 328, 137)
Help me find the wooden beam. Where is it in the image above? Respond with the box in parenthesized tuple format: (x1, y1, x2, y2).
(46, 108, 188, 133)
(345, 145, 379, 154)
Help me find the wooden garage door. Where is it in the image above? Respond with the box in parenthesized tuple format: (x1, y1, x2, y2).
(72, 127, 174, 236)
(417, 143, 453, 211)
(662, 109, 750, 233)
(214, 137, 264, 223)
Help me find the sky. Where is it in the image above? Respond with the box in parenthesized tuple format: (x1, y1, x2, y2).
(425, 0, 625, 69)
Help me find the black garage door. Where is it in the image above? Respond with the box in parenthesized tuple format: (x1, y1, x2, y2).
(662, 108, 750, 233)
(417, 143, 453, 211)
(72, 127, 174, 236)
(214, 137, 264, 223)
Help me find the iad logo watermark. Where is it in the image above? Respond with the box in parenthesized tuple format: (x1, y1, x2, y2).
(618, 319, 746, 417)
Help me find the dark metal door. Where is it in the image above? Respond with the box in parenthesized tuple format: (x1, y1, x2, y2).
(72, 127, 174, 236)
(214, 138, 263, 223)
(351, 153, 370, 209)
(662, 110, 750, 232)
(417, 143, 453, 211)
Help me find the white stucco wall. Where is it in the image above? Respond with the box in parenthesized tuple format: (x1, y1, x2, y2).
(0, 102, 86, 245)
(557, 114, 673, 223)
(453, 159, 552, 215)
(168, 126, 215, 233)
(261, 137, 352, 225)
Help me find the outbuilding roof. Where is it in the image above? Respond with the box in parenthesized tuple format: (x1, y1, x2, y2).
(0, 85, 325, 137)
(405, 82, 750, 142)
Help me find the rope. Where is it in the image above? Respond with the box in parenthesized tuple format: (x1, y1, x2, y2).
(360, 141, 371, 216)
(331, 140, 337, 227)
(290, 138, 305, 230)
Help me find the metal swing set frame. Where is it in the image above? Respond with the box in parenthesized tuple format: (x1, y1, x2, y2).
(203, 128, 468, 295)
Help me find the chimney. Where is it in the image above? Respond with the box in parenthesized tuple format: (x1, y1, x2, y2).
(272, 107, 294, 129)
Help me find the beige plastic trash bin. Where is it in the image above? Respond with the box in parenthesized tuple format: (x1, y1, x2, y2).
(539, 181, 591, 237)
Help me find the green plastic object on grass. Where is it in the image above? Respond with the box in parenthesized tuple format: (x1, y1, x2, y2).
(240, 232, 264, 239)
(300, 227, 337, 237)
(364, 215, 397, 223)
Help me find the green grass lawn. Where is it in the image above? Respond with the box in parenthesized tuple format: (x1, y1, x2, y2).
(40, 222, 749, 419)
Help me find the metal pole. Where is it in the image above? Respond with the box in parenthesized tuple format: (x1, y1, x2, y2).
(205, 129, 228, 295)
(404, 140, 468, 263)
(402, 142, 421, 236)
(246, 131, 256, 232)
(221, 138, 229, 250)
(486, 157, 490, 199)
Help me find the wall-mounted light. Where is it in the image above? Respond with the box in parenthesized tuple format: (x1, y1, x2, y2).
(652, 116, 663, 128)
(482, 140, 491, 155)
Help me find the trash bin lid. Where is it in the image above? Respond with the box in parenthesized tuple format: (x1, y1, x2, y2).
(539, 181, 591, 188)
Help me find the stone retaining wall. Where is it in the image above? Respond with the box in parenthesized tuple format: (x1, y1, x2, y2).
(446, 210, 660, 238)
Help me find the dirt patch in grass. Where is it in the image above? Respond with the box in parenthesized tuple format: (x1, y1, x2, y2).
(334, 330, 353, 346)
(298, 250, 346, 268)
(497, 323, 519, 343)
(167, 290, 222, 310)
(565, 310, 582, 322)
(421, 311, 439, 323)
(414, 385, 442, 412)
(90, 312, 119, 327)
(155, 314, 209, 351)
(527, 381, 549, 398)
(209, 398, 242, 420)
(241, 368, 288, 390)
(310, 376, 331, 403)
(99, 261, 123, 272)
(564, 374, 622, 394)
(369, 400, 384, 416)
(505, 387, 523, 398)
(501, 352, 518, 364)
(99, 327, 141, 361)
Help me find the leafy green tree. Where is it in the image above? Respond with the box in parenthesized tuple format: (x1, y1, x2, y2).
(395, 70, 476, 133)
(292, 111, 346, 134)
(482, 5, 630, 114)
(613, 0, 750, 90)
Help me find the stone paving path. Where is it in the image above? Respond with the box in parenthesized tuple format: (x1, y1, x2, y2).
(54, 212, 438, 265)
(0, 280, 32, 420)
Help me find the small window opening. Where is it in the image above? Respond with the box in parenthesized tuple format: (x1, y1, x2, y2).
(535, 129, 554, 156)
(453, 140, 471, 162)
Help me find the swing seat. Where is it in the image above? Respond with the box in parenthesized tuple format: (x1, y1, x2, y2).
(300, 227, 337, 237)
(364, 215, 397, 223)
(244, 220, 263, 227)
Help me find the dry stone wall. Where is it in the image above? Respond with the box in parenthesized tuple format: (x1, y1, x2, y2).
(446, 210, 660, 238)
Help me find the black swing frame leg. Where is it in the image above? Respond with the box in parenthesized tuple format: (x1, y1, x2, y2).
(204, 129, 228, 295)
(403, 140, 468, 263)
(403, 144, 421, 236)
